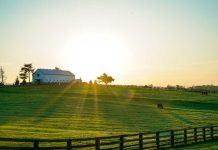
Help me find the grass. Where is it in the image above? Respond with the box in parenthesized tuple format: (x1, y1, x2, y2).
(0, 84, 217, 143)
(171, 140, 218, 150)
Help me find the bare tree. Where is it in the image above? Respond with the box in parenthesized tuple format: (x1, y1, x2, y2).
(0, 66, 6, 85)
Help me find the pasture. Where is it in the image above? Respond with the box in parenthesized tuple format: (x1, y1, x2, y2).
(0, 84, 217, 141)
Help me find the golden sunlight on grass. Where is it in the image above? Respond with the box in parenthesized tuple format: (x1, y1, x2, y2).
(34, 83, 75, 117)
(73, 86, 89, 122)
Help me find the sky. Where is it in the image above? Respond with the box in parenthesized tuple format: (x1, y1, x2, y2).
(0, 0, 218, 86)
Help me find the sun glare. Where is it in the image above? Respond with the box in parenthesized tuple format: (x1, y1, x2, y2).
(63, 32, 129, 81)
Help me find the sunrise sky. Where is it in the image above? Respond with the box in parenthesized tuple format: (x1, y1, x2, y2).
(0, 0, 218, 86)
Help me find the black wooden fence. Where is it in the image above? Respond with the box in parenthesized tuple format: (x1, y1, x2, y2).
(0, 125, 217, 150)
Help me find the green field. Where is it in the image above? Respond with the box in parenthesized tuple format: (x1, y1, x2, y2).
(171, 140, 218, 150)
(0, 84, 217, 142)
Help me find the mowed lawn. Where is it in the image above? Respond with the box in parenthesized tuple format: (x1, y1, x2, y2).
(0, 85, 218, 140)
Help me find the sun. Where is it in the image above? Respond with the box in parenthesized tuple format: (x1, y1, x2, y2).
(62, 32, 129, 81)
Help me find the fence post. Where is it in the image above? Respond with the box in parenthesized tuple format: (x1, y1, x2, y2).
(95, 138, 100, 150)
(67, 139, 72, 150)
(194, 128, 197, 142)
(33, 140, 39, 150)
(170, 130, 174, 147)
(210, 126, 214, 139)
(203, 127, 206, 141)
(139, 133, 143, 150)
(120, 136, 124, 150)
(184, 129, 187, 144)
(156, 131, 160, 150)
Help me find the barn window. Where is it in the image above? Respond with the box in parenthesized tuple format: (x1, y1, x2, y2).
(37, 74, 40, 77)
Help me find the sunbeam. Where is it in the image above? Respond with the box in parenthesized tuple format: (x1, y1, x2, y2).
(92, 85, 101, 135)
(34, 83, 75, 118)
(72, 85, 89, 129)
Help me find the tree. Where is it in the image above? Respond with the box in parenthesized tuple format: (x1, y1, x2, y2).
(89, 80, 93, 85)
(14, 76, 20, 85)
(166, 85, 176, 90)
(19, 72, 27, 84)
(55, 67, 61, 70)
(97, 73, 115, 85)
(21, 64, 34, 83)
(0, 66, 6, 85)
(94, 80, 98, 85)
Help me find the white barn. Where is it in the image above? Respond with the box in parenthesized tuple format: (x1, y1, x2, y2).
(32, 69, 75, 84)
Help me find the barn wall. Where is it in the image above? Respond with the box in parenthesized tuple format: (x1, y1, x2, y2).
(32, 71, 75, 83)
(42, 75, 75, 83)
(32, 71, 43, 83)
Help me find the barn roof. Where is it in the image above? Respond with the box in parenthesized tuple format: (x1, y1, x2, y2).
(35, 69, 75, 76)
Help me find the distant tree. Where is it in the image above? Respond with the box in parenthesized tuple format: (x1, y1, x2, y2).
(82, 82, 88, 85)
(144, 84, 153, 88)
(97, 73, 115, 85)
(144, 85, 149, 88)
(14, 76, 20, 85)
(148, 84, 153, 88)
(19, 72, 27, 84)
(176, 85, 185, 90)
(74, 78, 82, 85)
(0, 66, 6, 85)
(89, 80, 93, 85)
(94, 80, 98, 85)
(55, 67, 61, 70)
(21, 64, 34, 83)
(21, 79, 27, 85)
(166, 85, 176, 90)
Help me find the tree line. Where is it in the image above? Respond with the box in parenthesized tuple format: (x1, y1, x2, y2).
(143, 84, 218, 93)
(1, 64, 217, 93)
(1, 64, 115, 86)
(0, 64, 34, 86)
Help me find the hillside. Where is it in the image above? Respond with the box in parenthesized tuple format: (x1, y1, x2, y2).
(0, 85, 217, 139)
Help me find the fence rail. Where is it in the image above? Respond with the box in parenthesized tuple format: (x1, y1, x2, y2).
(0, 125, 217, 150)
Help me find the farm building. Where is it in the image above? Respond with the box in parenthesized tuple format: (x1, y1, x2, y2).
(32, 69, 75, 84)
